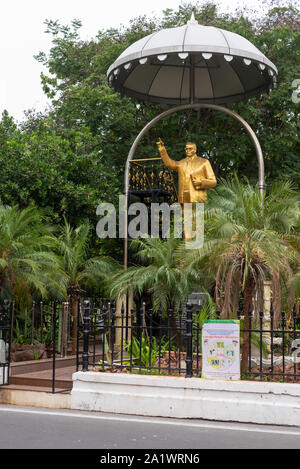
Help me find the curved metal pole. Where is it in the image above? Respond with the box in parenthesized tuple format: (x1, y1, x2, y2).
(124, 103, 265, 268)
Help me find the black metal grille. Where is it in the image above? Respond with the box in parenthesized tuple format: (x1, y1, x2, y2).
(76, 300, 300, 383)
(236, 305, 300, 382)
(9, 301, 73, 393)
(0, 300, 12, 386)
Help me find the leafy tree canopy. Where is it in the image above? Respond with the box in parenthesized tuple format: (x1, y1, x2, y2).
(0, 0, 298, 261)
(34, 0, 299, 184)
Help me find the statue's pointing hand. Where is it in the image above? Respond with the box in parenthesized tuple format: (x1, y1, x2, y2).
(157, 138, 165, 152)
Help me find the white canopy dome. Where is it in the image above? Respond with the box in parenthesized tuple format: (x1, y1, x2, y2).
(107, 15, 278, 105)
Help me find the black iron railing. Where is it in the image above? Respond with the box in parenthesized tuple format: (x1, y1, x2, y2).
(9, 301, 74, 393)
(76, 300, 300, 383)
(3, 298, 300, 390)
(0, 300, 12, 386)
(236, 304, 300, 382)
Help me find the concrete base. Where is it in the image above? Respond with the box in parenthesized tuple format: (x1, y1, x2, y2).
(71, 372, 300, 427)
(0, 388, 70, 409)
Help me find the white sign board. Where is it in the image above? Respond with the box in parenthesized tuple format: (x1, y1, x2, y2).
(202, 320, 240, 380)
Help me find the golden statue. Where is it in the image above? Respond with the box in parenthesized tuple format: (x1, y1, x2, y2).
(156, 138, 217, 204)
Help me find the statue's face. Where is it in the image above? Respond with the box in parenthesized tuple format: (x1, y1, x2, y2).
(185, 143, 196, 158)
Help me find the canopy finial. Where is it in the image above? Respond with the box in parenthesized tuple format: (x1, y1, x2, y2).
(187, 11, 198, 25)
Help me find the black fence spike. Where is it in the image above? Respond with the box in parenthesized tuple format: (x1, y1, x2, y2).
(4, 298, 300, 387)
(82, 300, 91, 373)
(185, 301, 193, 378)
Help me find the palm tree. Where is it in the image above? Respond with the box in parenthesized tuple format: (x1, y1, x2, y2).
(109, 237, 206, 341)
(291, 271, 300, 298)
(0, 204, 65, 306)
(184, 177, 300, 372)
(54, 219, 118, 354)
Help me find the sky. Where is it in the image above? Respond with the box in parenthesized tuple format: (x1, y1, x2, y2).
(0, 0, 269, 121)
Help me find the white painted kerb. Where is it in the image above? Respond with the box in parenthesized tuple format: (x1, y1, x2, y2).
(71, 372, 300, 427)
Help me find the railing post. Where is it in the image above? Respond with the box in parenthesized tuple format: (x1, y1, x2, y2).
(248, 304, 252, 375)
(52, 302, 56, 394)
(76, 301, 80, 371)
(270, 302, 274, 377)
(281, 310, 286, 380)
(186, 302, 193, 378)
(0, 300, 10, 386)
(8, 302, 13, 385)
(82, 300, 90, 372)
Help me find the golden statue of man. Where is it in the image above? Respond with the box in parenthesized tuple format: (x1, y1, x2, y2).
(156, 139, 217, 204)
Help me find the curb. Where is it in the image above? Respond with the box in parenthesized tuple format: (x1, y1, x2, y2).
(71, 372, 300, 427)
(0, 388, 70, 410)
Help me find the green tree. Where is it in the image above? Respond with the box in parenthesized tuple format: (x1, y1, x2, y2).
(0, 204, 65, 306)
(54, 219, 118, 353)
(33, 1, 299, 188)
(0, 111, 119, 226)
(0, 0, 298, 263)
(291, 271, 300, 298)
(184, 177, 300, 371)
(109, 237, 206, 341)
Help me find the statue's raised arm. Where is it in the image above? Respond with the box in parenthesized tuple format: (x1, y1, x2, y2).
(156, 138, 178, 171)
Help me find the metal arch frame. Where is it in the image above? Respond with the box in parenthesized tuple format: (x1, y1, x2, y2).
(124, 103, 265, 268)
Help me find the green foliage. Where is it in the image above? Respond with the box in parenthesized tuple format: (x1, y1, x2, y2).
(12, 317, 39, 345)
(32, 1, 299, 189)
(192, 297, 217, 351)
(294, 273, 300, 297)
(53, 218, 119, 297)
(239, 317, 269, 359)
(0, 111, 120, 235)
(0, 204, 66, 305)
(12, 311, 42, 345)
(109, 237, 206, 312)
(0, 1, 297, 276)
(0, 2, 297, 267)
(184, 177, 300, 322)
(125, 332, 171, 369)
(33, 346, 40, 361)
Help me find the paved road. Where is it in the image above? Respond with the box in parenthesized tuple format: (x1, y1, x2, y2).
(0, 405, 299, 450)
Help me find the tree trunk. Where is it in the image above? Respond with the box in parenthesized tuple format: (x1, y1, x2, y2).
(241, 277, 255, 374)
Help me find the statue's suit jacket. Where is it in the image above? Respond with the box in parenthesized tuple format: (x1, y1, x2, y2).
(160, 147, 217, 203)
